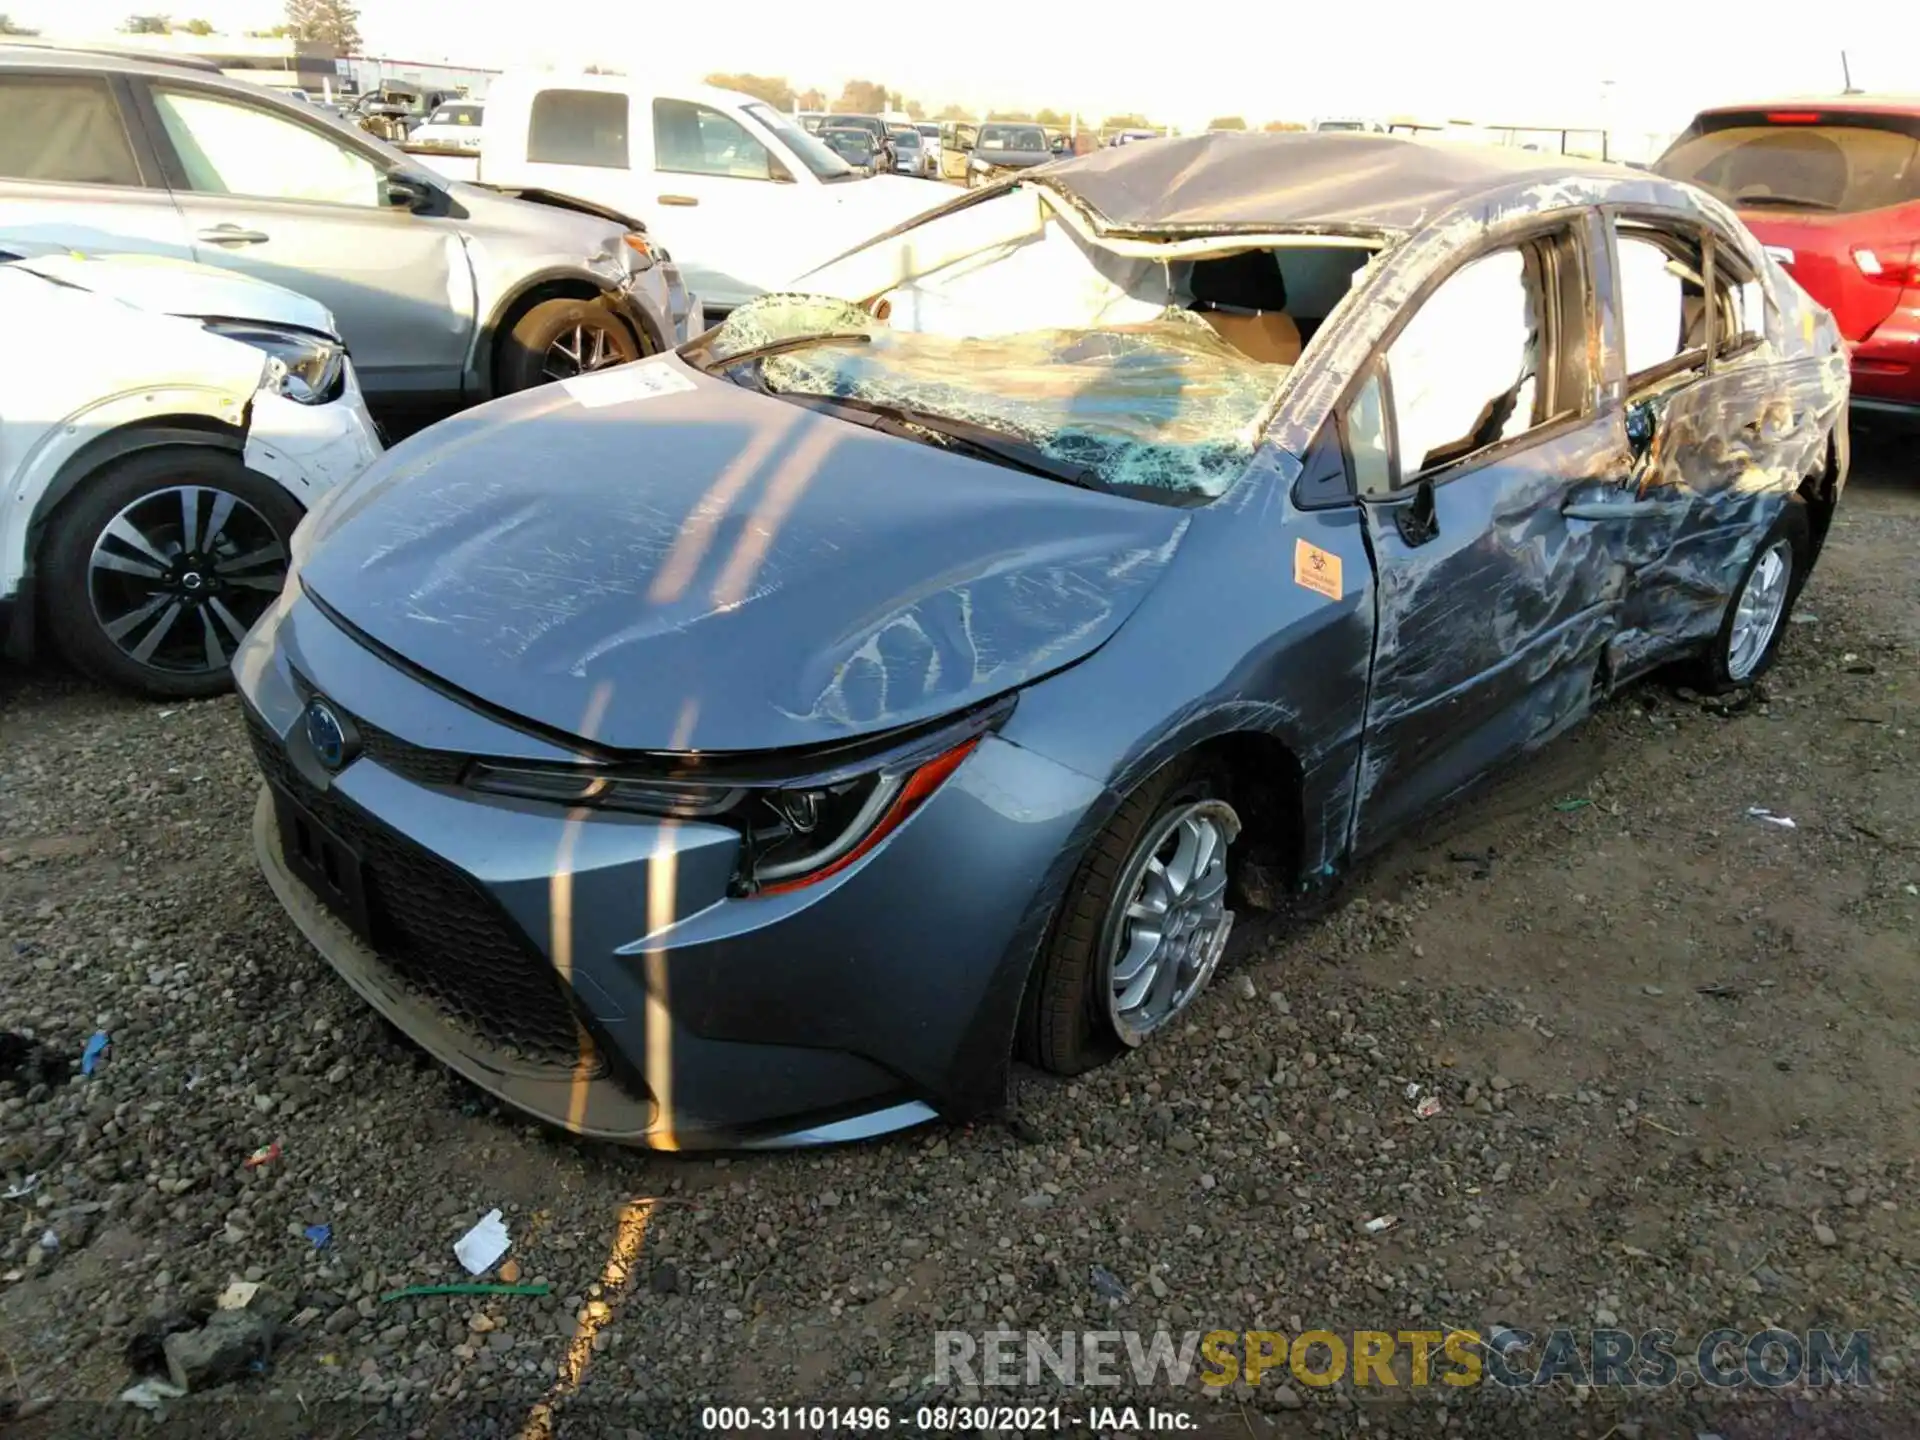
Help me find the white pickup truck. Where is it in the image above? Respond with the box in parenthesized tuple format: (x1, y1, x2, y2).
(407, 75, 954, 316)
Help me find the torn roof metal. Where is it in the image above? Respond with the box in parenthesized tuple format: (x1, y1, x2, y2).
(1031, 132, 1633, 239)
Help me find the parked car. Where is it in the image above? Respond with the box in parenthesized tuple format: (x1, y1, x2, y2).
(1655, 98, 1920, 421)
(1106, 128, 1161, 146)
(937, 120, 977, 181)
(440, 74, 950, 316)
(0, 47, 701, 410)
(237, 133, 1847, 1149)
(818, 113, 895, 171)
(888, 124, 932, 178)
(820, 126, 879, 177)
(408, 99, 485, 153)
(0, 247, 381, 697)
(964, 121, 1054, 186)
(915, 120, 942, 175)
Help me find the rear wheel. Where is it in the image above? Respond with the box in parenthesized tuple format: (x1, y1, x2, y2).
(1686, 501, 1810, 693)
(496, 297, 641, 394)
(41, 447, 303, 699)
(1022, 760, 1240, 1075)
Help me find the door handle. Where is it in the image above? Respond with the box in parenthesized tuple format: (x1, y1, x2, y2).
(656, 194, 699, 207)
(1562, 498, 1664, 521)
(197, 225, 270, 245)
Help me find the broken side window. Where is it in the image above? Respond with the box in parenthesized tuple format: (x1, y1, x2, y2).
(1706, 236, 1768, 360)
(1385, 247, 1541, 477)
(1613, 219, 1710, 387)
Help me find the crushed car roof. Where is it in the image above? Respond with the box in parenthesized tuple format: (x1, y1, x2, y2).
(1035, 132, 1633, 238)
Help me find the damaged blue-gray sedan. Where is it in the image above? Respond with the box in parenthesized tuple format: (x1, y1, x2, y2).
(236, 134, 1849, 1149)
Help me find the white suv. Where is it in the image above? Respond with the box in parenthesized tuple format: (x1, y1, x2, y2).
(0, 248, 381, 697)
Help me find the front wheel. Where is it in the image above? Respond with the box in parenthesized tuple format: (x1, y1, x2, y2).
(1687, 501, 1810, 693)
(40, 447, 304, 699)
(496, 297, 641, 395)
(1021, 760, 1240, 1076)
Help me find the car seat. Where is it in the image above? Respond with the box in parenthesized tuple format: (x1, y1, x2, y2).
(1187, 250, 1303, 364)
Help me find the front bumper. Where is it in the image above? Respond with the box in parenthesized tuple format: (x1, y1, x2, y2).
(241, 361, 383, 504)
(235, 592, 1104, 1149)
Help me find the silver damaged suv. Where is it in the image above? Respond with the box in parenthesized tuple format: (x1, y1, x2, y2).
(0, 46, 702, 408)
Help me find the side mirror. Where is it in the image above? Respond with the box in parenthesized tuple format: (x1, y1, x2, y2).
(1625, 396, 1657, 458)
(384, 175, 435, 212)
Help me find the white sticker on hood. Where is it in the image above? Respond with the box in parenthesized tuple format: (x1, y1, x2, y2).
(560, 361, 697, 409)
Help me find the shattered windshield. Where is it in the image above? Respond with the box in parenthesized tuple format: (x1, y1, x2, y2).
(696, 294, 1289, 500)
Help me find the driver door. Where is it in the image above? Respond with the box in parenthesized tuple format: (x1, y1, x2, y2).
(1351, 217, 1638, 851)
(133, 79, 474, 400)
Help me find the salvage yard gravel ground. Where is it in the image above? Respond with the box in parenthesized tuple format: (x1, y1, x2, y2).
(1, 434, 1916, 1438)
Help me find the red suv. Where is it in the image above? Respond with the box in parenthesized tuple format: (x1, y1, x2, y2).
(1656, 99, 1920, 418)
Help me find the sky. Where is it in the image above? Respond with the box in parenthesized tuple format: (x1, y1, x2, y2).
(18, 0, 1920, 138)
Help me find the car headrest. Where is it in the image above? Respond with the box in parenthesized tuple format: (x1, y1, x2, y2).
(1189, 249, 1288, 313)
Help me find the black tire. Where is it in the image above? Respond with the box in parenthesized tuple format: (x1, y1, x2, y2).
(496, 297, 642, 394)
(1684, 499, 1811, 694)
(41, 447, 304, 700)
(1020, 759, 1236, 1076)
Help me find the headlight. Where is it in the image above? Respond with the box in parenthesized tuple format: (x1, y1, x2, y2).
(465, 703, 1005, 895)
(204, 321, 345, 405)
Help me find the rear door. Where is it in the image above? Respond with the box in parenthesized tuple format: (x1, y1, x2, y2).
(1351, 218, 1631, 851)
(131, 78, 475, 401)
(1655, 109, 1920, 345)
(0, 69, 194, 258)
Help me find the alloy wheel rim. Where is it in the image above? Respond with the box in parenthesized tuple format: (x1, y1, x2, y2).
(87, 485, 285, 675)
(1103, 800, 1239, 1046)
(542, 322, 624, 380)
(1727, 536, 1793, 681)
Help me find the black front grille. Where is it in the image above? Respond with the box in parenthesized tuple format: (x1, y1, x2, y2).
(285, 670, 468, 787)
(244, 706, 592, 1072)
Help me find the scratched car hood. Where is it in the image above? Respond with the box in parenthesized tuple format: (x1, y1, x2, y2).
(298, 358, 1189, 753)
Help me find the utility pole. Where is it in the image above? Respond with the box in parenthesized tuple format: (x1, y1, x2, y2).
(1841, 50, 1862, 94)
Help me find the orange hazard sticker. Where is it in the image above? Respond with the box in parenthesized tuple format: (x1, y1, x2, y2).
(1293, 539, 1343, 600)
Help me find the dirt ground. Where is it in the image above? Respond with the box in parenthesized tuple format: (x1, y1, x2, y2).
(0, 425, 1914, 1439)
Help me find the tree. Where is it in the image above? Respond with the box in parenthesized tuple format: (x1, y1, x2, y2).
(1261, 119, 1307, 131)
(122, 14, 173, 31)
(1206, 115, 1247, 131)
(284, 0, 361, 53)
(704, 73, 796, 110)
(903, 97, 925, 119)
(181, 16, 214, 32)
(935, 102, 971, 122)
(986, 109, 1032, 122)
(833, 79, 890, 115)
(0, 12, 40, 33)
(1102, 113, 1151, 131)
(798, 87, 825, 111)
(1034, 108, 1068, 128)
(245, 24, 291, 36)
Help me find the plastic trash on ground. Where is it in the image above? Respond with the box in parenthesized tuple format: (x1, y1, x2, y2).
(454, 1208, 511, 1276)
(1747, 807, 1797, 829)
(80, 1031, 110, 1076)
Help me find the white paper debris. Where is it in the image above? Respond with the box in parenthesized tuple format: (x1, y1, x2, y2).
(454, 1208, 511, 1276)
(119, 1378, 187, 1411)
(1362, 1215, 1398, 1234)
(1747, 807, 1797, 829)
(561, 360, 696, 409)
(2, 1173, 39, 1199)
(218, 1279, 261, 1311)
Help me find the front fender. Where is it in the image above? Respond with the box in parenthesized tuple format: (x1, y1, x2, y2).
(2, 384, 253, 602)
